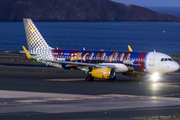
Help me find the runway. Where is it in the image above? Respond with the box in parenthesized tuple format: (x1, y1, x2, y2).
(0, 72, 180, 120)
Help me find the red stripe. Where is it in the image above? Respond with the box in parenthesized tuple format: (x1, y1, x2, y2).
(136, 52, 147, 72)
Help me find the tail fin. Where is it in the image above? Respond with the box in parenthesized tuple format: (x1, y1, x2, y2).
(23, 18, 52, 50)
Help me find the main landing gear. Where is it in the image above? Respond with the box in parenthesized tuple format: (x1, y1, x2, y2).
(85, 74, 94, 81)
(86, 68, 94, 81)
(109, 76, 116, 81)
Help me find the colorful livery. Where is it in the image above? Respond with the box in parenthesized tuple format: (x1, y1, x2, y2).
(22, 19, 180, 81)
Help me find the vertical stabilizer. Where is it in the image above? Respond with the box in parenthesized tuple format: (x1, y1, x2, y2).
(23, 18, 51, 50)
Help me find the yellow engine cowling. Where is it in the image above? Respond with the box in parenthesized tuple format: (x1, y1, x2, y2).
(122, 73, 143, 78)
(91, 68, 115, 79)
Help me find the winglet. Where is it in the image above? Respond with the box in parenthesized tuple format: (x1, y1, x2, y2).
(128, 45, 133, 51)
(22, 46, 31, 58)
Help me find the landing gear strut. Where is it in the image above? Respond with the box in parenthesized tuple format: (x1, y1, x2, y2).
(86, 67, 94, 81)
(85, 74, 94, 81)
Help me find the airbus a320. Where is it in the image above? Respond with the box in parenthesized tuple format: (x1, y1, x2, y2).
(22, 19, 180, 82)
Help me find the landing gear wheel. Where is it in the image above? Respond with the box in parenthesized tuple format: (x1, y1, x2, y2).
(109, 76, 116, 81)
(85, 75, 94, 81)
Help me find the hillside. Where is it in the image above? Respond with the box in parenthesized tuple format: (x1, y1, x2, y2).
(0, 0, 180, 21)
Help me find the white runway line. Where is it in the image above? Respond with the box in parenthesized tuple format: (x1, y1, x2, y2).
(0, 90, 180, 113)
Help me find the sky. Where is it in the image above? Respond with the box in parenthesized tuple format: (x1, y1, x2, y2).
(111, 0, 180, 7)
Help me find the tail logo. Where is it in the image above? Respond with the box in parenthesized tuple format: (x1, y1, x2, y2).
(23, 18, 52, 50)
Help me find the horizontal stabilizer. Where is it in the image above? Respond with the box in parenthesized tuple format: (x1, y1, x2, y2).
(22, 46, 31, 59)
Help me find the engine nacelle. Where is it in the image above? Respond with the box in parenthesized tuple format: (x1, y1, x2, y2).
(122, 72, 143, 78)
(91, 68, 115, 79)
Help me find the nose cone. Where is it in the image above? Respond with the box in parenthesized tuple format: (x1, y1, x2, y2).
(170, 62, 180, 72)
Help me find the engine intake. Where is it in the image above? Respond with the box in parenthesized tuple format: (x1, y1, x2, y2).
(91, 68, 115, 79)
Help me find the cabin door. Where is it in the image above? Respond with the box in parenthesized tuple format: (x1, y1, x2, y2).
(148, 55, 155, 66)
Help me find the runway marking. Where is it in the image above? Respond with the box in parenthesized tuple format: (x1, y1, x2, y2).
(45, 78, 85, 81)
(13, 94, 147, 103)
(1, 90, 180, 114)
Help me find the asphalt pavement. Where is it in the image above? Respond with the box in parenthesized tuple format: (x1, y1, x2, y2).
(0, 71, 180, 119)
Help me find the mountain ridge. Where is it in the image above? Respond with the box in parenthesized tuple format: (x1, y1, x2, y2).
(0, 0, 180, 22)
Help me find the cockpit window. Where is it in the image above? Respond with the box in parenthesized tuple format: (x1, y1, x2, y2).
(161, 58, 173, 61)
(168, 58, 173, 61)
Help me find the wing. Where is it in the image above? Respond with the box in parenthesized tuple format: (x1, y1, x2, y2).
(41, 59, 117, 69)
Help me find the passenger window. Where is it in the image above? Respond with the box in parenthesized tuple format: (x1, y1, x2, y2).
(161, 58, 164, 61)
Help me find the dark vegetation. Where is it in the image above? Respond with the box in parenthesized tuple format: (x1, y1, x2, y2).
(0, 0, 180, 21)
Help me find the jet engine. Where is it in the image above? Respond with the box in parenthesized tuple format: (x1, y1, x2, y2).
(91, 68, 116, 80)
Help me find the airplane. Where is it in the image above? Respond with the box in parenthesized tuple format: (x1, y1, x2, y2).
(22, 18, 180, 82)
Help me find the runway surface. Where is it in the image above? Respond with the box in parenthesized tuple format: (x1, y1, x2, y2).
(0, 71, 180, 120)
